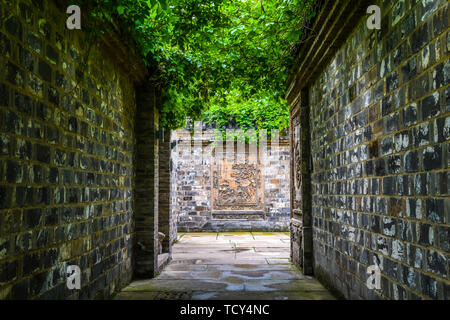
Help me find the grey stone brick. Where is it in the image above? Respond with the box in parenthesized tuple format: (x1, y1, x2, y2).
(35, 144, 50, 164)
(6, 160, 23, 183)
(5, 16, 22, 40)
(425, 250, 447, 277)
(38, 59, 51, 82)
(423, 145, 442, 170)
(421, 92, 440, 120)
(0, 83, 10, 107)
(420, 273, 438, 299)
(425, 198, 444, 223)
(404, 150, 418, 172)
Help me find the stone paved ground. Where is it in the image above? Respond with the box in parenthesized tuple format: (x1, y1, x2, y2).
(114, 232, 336, 300)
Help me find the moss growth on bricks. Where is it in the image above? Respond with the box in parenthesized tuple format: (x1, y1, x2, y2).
(313, 266, 346, 300)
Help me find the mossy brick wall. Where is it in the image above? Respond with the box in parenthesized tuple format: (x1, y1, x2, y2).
(159, 129, 174, 254)
(263, 139, 291, 230)
(0, 0, 140, 299)
(134, 84, 159, 278)
(309, 0, 449, 299)
(171, 127, 214, 231)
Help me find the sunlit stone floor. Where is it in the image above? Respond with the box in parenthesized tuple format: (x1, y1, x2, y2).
(114, 232, 335, 300)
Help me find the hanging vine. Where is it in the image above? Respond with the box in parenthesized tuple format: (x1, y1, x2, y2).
(73, 0, 316, 130)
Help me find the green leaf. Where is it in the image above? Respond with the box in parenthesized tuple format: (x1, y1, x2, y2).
(117, 6, 125, 15)
(159, 0, 167, 10)
(83, 0, 316, 129)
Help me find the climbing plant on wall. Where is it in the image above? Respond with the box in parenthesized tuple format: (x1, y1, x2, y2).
(75, 0, 316, 130)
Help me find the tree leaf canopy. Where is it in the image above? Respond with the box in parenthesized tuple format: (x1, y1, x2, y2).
(78, 0, 316, 131)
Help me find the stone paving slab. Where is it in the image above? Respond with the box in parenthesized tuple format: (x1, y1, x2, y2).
(115, 291, 192, 300)
(114, 291, 161, 300)
(115, 290, 333, 300)
(190, 290, 334, 300)
(207, 264, 297, 272)
(250, 232, 289, 236)
(173, 247, 236, 252)
(123, 279, 245, 292)
(164, 263, 209, 271)
(120, 277, 331, 292)
(172, 258, 271, 265)
(253, 247, 290, 252)
(171, 254, 289, 261)
(217, 232, 257, 238)
(252, 238, 291, 243)
(266, 258, 291, 264)
(122, 279, 328, 293)
(156, 270, 228, 280)
(234, 241, 287, 247)
(177, 240, 233, 245)
(243, 279, 328, 291)
(238, 251, 289, 258)
(115, 233, 335, 300)
(235, 242, 287, 246)
(172, 252, 236, 259)
(156, 269, 304, 281)
(164, 263, 297, 273)
(173, 247, 255, 253)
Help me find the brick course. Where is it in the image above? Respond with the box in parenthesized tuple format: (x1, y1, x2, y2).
(288, 0, 449, 299)
(0, 0, 150, 299)
(172, 125, 290, 232)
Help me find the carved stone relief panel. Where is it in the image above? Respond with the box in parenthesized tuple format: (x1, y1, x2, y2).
(293, 123, 302, 219)
(211, 151, 264, 213)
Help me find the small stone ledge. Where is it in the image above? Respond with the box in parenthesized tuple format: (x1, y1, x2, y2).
(157, 253, 171, 272)
(178, 220, 290, 233)
(211, 210, 265, 220)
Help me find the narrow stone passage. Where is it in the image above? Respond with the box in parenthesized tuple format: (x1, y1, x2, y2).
(115, 233, 335, 300)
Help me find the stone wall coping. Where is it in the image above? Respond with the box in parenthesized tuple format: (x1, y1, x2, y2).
(99, 22, 148, 83)
(285, 0, 372, 106)
(56, 0, 148, 83)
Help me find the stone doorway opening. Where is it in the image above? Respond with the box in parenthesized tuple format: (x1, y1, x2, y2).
(121, 118, 327, 299)
(132, 109, 317, 296)
(131, 92, 319, 299)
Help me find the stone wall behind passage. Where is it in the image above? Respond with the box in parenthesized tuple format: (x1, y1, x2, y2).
(172, 126, 290, 232)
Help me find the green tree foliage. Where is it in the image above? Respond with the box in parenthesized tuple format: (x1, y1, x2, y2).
(76, 0, 316, 130)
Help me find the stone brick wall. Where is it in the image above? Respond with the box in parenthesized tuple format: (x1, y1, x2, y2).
(133, 83, 160, 278)
(171, 126, 211, 231)
(263, 141, 291, 229)
(0, 0, 147, 299)
(289, 0, 449, 299)
(159, 128, 175, 254)
(172, 125, 290, 232)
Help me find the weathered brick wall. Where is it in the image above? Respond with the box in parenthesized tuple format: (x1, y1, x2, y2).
(172, 125, 290, 232)
(263, 141, 291, 230)
(300, 0, 449, 299)
(159, 128, 174, 254)
(0, 0, 145, 299)
(171, 126, 213, 231)
(133, 84, 159, 278)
